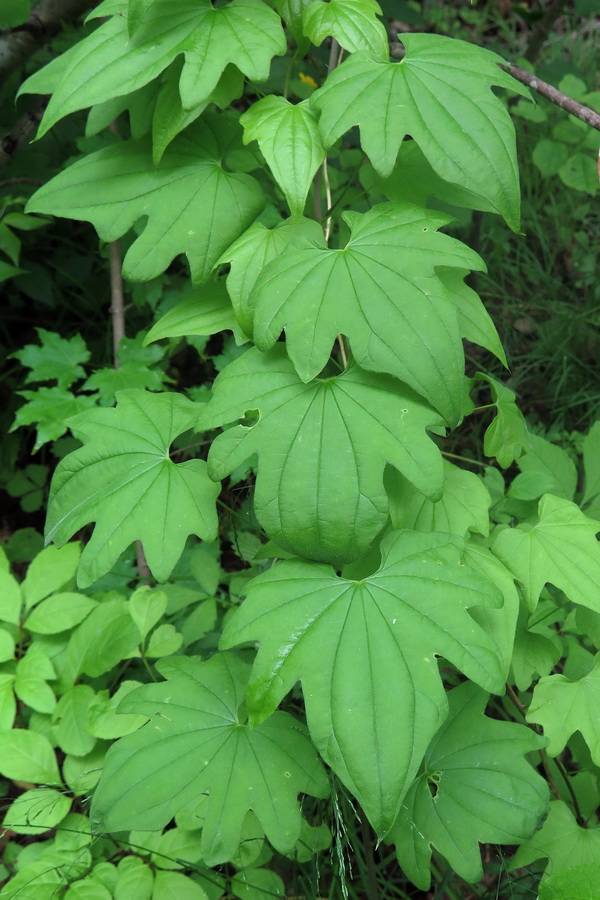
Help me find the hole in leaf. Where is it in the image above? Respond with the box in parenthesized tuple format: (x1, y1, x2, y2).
(239, 409, 260, 427)
(427, 779, 438, 798)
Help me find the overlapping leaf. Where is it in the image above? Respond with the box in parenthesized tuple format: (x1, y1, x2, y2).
(91, 654, 329, 865)
(527, 654, 600, 765)
(46, 390, 219, 587)
(222, 530, 504, 835)
(476, 373, 530, 467)
(241, 97, 326, 219)
(311, 35, 530, 229)
(511, 801, 600, 876)
(20, 0, 286, 138)
(390, 682, 548, 889)
(145, 283, 244, 346)
(302, 0, 389, 60)
(27, 115, 265, 284)
(492, 495, 600, 613)
(247, 203, 483, 423)
(199, 346, 445, 564)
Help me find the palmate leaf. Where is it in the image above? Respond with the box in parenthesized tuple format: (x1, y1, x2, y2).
(527, 654, 600, 765)
(91, 653, 329, 866)
(511, 801, 600, 876)
(199, 346, 445, 565)
(46, 390, 219, 588)
(221, 530, 504, 835)
(311, 35, 530, 229)
(492, 494, 600, 613)
(302, 0, 389, 60)
(12, 328, 90, 390)
(27, 115, 265, 284)
(241, 97, 326, 220)
(20, 0, 286, 138)
(389, 682, 548, 889)
(248, 203, 483, 424)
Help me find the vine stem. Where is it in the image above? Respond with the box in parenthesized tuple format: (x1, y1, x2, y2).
(501, 62, 600, 131)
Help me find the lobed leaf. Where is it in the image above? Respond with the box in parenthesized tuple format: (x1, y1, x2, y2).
(302, 0, 389, 60)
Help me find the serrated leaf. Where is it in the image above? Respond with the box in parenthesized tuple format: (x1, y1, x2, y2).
(129, 587, 168, 641)
(216, 218, 325, 336)
(511, 801, 600, 876)
(91, 654, 329, 865)
(0, 729, 61, 784)
(303, 0, 388, 59)
(12, 328, 90, 389)
(3, 788, 71, 835)
(527, 654, 600, 765)
(390, 682, 547, 888)
(476, 373, 530, 467)
(221, 530, 504, 834)
(492, 494, 600, 613)
(200, 346, 444, 564)
(21, 0, 285, 137)
(145, 282, 244, 346)
(583, 421, 600, 505)
(386, 460, 491, 537)
(28, 115, 265, 285)
(45, 390, 220, 587)
(311, 35, 529, 229)
(241, 96, 326, 219)
(517, 433, 577, 501)
(248, 203, 482, 423)
(540, 864, 600, 900)
(11, 387, 97, 451)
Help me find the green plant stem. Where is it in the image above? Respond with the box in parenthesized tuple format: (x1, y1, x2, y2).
(505, 683, 563, 803)
(553, 756, 587, 827)
(358, 812, 378, 900)
(441, 450, 486, 468)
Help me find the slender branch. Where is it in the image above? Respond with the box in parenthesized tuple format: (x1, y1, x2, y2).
(0, 176, 44, 188)
(501, 62, 600, 131)
(0, 97, 48, 167)
(0, 0, 94, 81)
(109, 241, 125, 367)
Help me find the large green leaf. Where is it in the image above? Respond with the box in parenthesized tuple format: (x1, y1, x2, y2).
(540, 865, 600, 900)
(517, 433, 577, 501)
(199, 345, 444, 564)
(511, 801, 600, 876)
(389, 682, 548, 889)
(241, 97, 326, 219)
(492, 494, 600, 613)
(91, 653, 328, 865)
(21, 0, 286, 138)
(527, 654, 600, 765)
(311, 35, 529, 229)
(583, 421, 600, 506)
(216, 217, 325, 336)
(248, 203, 483, 423)
(302, 0, 388, 60)
(221, 530, 504, 834)
(145, 283, 244, 346)
(46, 390, 220, 587)
(27, 115, 265, 284)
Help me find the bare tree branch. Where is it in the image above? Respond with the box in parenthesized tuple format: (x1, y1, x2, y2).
(502, 62, 600, 131)
(0, 0, 95, 81)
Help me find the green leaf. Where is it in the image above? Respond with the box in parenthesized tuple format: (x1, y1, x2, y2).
(511, 801, 600, 875)
(67, 879, 113, 900)
(11, 387, 97, 451)
(221, 530, 504, 835)
(216, 218, 325, 336)
(127, 0, 154, 35)
(390, 682, 548, 889)
(437, 268, 507, 366)
(11, 328, 90, 389)
(0, 673, 16, 730)
(64, 599, 142, 681)
(517, 433, 577, 500)
(510, 605, 562, 692)
(0, 569, 22, 624)
(3, 788, 71, 835)
(46, 390, 220, 587)
(559, 153, 597, 195)
(311, 35, 529, 229)
(28, 115, 265, 285)
(533, 139, 570, 178)
(200, 346, 444, 565)
(114, 857, 154, 899)
(583, 421, 600, 505)
(527, 654, 600, 765)
(540, 864, 600, 900)
(241, 97, 326, 219)
(1, 860, 63, 899)
(52, 685, 97, 756)
(0, 0, 30, 28)
(145, 623, 183, 657)
(88, 681, 148, 739)
(21, 0, 286, 137)
(492, 495, 600, 613)
(386, 460, 491, 537)
(22, 543, 81, 610)
(82, 362, 171, 406)
(24, 592, 98, 634)
(152, 871, 208, 900)
(476, 373, 530, 467)
(0, 629, 15, 663)
(231, 867, 284, 900)
(0, 729, 61, 784)
(248, 203, 483, 423)
(302, 0, 388, 59)
(145, 282, 244, 346)
(129, 587, 168, 642)
(91, 653, 329, 865)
